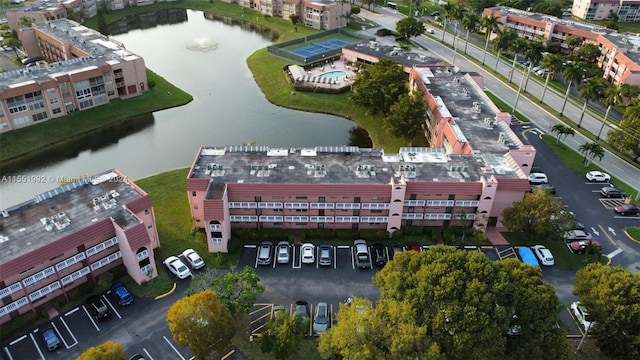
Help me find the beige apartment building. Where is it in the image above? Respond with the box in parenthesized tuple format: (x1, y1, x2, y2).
(483, 6, 640, 86)
(571, 0, 640, 22)
(228, 0, 350, 30)
(0, 19, 147, 133)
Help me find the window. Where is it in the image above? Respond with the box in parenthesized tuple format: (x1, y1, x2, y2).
(192, 191, 197, 196)
(52, 108, 61, 114)
(32, 112, 48, 122)
(147, 223, 152, 229)
(193, 204, 198, 210)
(145, 209, 149, 215)
(49, 97, 59, 104)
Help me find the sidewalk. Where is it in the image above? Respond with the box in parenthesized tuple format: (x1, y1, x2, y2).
(485, 226, 510, 245)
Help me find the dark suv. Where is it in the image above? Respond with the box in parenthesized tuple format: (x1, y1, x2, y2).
(371, 244, 387, 267)
(600, 186, 626, 198)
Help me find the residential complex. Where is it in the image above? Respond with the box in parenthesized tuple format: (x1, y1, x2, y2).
(0, 18, 147, 133)
(0, 169, 161, 326)
(571, 0, 640, 22)
(187, 66, 535, 253)
(483, 6, 640, 86)
(231, 0, 350, 30)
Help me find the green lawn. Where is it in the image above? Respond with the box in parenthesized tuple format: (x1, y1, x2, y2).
(626, 227, 640, 241)
(0, 70, 192, 164)
(502, 232, 607, 270)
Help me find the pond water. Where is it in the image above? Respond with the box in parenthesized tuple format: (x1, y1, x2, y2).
(0, 9, 368, 205)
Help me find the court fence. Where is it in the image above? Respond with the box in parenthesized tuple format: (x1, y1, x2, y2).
(268, 29, 374, 65)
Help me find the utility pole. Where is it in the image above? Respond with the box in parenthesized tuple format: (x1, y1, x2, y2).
(576, 322, 592, 352)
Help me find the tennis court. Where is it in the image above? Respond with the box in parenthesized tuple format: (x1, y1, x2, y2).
(289, 39, 351, 57)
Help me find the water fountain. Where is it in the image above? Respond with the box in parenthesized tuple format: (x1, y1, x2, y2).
(187, 38, 218, 52)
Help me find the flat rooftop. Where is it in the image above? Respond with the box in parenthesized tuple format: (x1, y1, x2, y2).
(0, 19, 141, 91)
(344, 40, 444, 68)
(0, 170, 146, 264)
(416, 66, 523, 154)
(190, 146, 521, 199)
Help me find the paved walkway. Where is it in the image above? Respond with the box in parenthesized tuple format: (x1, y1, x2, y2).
(485, 226, 510, 245)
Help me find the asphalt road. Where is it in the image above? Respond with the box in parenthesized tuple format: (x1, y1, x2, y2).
(360, 7, 640, 196)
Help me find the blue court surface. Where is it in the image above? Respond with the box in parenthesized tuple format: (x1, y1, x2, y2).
(290, 39, 350, 57)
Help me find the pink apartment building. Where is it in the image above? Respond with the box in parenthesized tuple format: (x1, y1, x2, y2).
(186, 66, 535, 253)
(483, 6, 640, 86)
(0, 169, 161, 326)
(0, 19, 147, 133)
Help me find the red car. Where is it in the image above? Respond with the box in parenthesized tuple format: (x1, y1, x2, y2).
(570, 240, 602, 254)
(614, 204, 640, 216)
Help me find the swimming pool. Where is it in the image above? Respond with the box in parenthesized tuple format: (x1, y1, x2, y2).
(318, 70, 347, 81)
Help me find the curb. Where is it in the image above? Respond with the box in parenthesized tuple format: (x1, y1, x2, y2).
(624, 229, 640, 243)
(155, 282, 177, 300)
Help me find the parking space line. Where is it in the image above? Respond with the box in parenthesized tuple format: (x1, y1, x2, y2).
(3, 346, 14, 360)
(292, 246, 301, 269)
(64, 307, 80, 316)
(606, 248, 623, 259)
(8, 335, 26, 346)
(102, 294, 122, 319)
(163, 336, 186, 360)
(29, 333, 45, 360)
(82, 305, 100, 331)
(143, 348, 154, 360)
(57, 317, 78, 348)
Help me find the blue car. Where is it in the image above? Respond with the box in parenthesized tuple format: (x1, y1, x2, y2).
(42, 327, 61, 351)
(518, 247, 540, 267)
(110, 282, 134, 306)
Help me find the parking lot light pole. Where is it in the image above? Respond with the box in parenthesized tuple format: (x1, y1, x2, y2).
(576, 321, 592, 352)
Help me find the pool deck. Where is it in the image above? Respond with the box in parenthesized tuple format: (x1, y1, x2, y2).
(292, 60, 358, 89)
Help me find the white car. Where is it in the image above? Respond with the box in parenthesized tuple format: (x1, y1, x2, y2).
(585, 171, 611, 182)
(563, 230, 592, 242)
(276, 241, 290, 264)
(301, 243, 315, 264)
(182, 249, 205, 270)
(571, 301, 595, 332)
(528, 172, 548, 184)
(531, 245, 554, 266)
(163, 256, 192, 279)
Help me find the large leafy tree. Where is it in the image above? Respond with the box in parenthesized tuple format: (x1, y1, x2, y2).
(574, 264, 640, 358)
(318, 297, 444, 360)
(384, 88, 427, 145)
(375, 247, 509, 360)
(260, 310, 308, 360)
(502, 189, 575, 238)
(76, 341, 125, 360)
(576, 42, 601, 63)
(608, 102, 640, 162)
(167, 290, 235, 360)
(189, 265, 265, 317)
(531, 0, 562, 17)
(350, 58, 407, 116)
(498, 260, 572, 360)
(396, 16, 425, 40)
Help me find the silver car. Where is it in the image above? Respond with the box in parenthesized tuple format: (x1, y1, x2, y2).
(313, 302, 330, 335)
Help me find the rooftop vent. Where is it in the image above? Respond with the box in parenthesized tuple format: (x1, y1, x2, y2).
(40, 211, 71, 231)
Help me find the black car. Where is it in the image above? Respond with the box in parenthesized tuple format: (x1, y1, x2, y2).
(600, 186, 626, 198)
(294, 300, 309, 323)
(371, 243, 387, 267)
(87, 296, 112, 320)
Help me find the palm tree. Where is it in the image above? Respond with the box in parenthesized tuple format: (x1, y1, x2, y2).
(559, 62, 585, 117)
(462, 12, 479, 55)
(508, 37, 527, 83)
(449, 5, 466, 65)
(539, 53, 565, 103)
(441, 1, 455, 43)
(579, 142, 605, 166)
(624, 99, 640, 120)
(492, 28, 515, 72)
(513, 40, 544, 113)
(522, 40, 545, 92)
(480, 15, 500, 65)
(578, 78, 605, 127)
(551, 124, 576, 144)
(597, 84, 624, 139)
